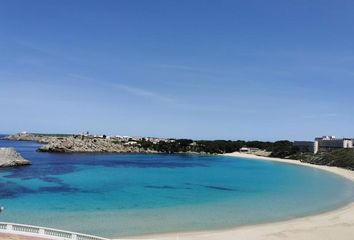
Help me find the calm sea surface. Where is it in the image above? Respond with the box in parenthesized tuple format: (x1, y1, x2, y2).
(1, 136, 354, 237)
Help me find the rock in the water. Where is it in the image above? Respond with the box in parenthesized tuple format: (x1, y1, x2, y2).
(0, 148, 31, 167)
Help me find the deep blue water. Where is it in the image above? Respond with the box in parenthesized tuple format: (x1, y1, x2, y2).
(1, 136, 354, 237)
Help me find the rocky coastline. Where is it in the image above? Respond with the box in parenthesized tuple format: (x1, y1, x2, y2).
(4, 133, 52, 143)
(0, 147, 31, 167)
(39, 136, 158, 153)
(5, 133, 158, 153)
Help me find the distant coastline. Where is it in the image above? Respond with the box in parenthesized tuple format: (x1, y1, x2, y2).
(2, 132, 289, 155)
(4, 132, 354, 172)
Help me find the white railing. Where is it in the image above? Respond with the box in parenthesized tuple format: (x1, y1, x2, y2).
(0, 222, 110, 240)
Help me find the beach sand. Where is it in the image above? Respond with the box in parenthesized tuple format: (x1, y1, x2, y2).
(0, 233, 48, 240)
(126, 152, 354, 240)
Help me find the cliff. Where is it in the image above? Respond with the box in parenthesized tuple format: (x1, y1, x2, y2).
(0, 148, 31, 167)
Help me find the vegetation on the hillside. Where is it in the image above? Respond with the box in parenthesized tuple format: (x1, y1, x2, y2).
(138, 139, 297, 155)
(139, 140, 354, 170)
(293, 149, 354, 170)
(270, 141, 299, 158)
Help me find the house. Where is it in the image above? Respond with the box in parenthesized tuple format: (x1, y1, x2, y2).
(240, 147, 260, 153)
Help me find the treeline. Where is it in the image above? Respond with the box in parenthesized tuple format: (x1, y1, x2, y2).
(138, 139, 299, 156)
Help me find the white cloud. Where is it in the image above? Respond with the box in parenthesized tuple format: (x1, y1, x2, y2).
(17, 56, 45, 66)
(68, 73, 173, 103)
(113, 84, 173, 103)
(150, 64, 221, 75)
(302, 113, 339, 119)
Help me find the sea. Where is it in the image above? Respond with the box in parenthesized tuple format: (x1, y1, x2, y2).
(1, 135, 354, 237)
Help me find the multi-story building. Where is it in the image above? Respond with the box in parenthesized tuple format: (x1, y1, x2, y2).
(314, 136, 353, 154)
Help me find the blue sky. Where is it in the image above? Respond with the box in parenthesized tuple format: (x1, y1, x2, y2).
(1, 0, 354, 140)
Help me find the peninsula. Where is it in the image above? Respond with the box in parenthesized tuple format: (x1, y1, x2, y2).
(4, 133, 158, 153)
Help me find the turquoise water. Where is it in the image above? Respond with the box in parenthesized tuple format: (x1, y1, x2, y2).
(1, 138, 354, 237)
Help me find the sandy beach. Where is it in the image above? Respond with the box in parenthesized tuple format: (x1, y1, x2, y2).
(127, 152, 354, 240)
(0, 233, 48, 240)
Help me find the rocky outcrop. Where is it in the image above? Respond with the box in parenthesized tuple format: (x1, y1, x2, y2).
(4, 133, 53, 143)
(38, 136, 156, 153)
(0, 148, 31, 167)
(5, 133, 158, 153)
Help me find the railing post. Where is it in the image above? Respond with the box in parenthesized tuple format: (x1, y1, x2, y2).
(39, 228, 45, 235)
(0, 222, 108, 240)
(7, 224, 13, 232)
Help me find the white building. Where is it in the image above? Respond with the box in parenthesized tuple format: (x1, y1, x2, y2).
(314, 136, 353, 154)
(240, 147, 260, 154)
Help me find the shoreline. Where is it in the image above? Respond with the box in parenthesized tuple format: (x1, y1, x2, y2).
(125, 152, 354, 240)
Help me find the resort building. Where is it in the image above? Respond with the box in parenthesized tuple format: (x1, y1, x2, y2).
(240, 147, 261, 153)
(294, 136, 354, 154)
(314, 136, 354, 154)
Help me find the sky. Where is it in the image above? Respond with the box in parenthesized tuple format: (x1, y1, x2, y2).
(0, 0, 354, 141)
